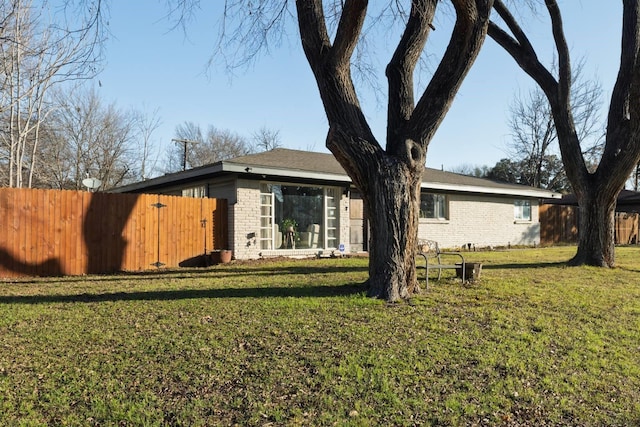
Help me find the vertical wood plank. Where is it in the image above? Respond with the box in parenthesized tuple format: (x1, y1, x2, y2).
(0, 190, 7, 277)
(74, 190, 85, 275)
(0, 190, 232, 278)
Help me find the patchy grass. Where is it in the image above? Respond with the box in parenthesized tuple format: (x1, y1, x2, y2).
(1, 247, 640, 426)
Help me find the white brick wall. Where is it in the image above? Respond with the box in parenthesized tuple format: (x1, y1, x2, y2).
(232, 180, 262, 259)
(218, 181, 538, 259)
(338, 191, 350, 254)
(418, 194, 541, 249)
(193, 176, 542, 257)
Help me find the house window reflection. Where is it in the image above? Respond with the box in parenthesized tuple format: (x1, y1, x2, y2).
(259, 183, 339, 250)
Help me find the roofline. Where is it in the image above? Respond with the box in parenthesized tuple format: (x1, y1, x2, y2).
(112, 163, 225, 193)
(114, 157, 562, 199)
(224, 163, 351, 183)
(423, 182, 561, 198)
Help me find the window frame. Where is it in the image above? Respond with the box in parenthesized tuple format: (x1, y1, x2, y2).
(419, 192, 448, 221)
(514, 199, 532, 222)
(259, 182, 340, 250)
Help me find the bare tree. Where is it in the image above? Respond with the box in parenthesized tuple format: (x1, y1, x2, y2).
(134, 106, 163, 181)
(506, 59, 604, 189)
(166, 121, 254, 172)
(448, 163, 491, 177)
(0, 0, 105, 188)
(32, 121, 75, 189)
(46, 85, 138, 190)
(200, 1, 494, 301)
(194, 125, 253, 165)
(252, 126, 282, 151)
(489, 1, 640, 267)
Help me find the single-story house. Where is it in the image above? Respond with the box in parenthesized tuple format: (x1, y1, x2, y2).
(113, 148, 561, 259)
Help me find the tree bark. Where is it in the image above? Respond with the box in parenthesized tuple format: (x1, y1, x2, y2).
(570, 191, 616, 266)
(489, 0, 640, 268)
(365, 160, 423, 300)
(295, 0, 492, 301)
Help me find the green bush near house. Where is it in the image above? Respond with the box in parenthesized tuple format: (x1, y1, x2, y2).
(1, 246, 639, 426)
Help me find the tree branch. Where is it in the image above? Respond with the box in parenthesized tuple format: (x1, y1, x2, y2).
(600, 0, 640, 187)
(411, 0, 493, 143)
(607, 0, 640, 130)
(489, 0, 586, 191)
(545, 0, 571, 107)
(331, 0, 368, 70)
(386, 0, 437, 148)
(488, 0, 556, 94)
(295, 0, 374, 138)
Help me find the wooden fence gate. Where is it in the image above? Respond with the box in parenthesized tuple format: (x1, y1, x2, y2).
(0, 188, 228, 278)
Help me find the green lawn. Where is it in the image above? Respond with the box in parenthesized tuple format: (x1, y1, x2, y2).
(1, 246, 640, 426)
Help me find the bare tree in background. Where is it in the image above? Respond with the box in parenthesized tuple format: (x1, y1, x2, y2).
(489, 1, 640, 267)
(506, 59, 604, 190)
(134, 106, 163, 181)
(166, 121, 253, 172)
(193, 125, 253, 165)
(448, 163, 491, 177)
(0, 0, 105, 188)
(183, 0, 495, 301)
(46, 86, 138, 190)
(252, 126, 282, 151)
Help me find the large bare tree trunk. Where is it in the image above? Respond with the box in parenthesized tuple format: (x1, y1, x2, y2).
(571, 191, 616, 266)
(325, 125, 426, 300)
(365, 162, 423, 300)
(489, 0, 640, 268)
(293, 0, 492, 301)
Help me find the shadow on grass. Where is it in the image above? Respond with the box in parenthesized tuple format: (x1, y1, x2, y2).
(481, 261, 567, 269)
(0, 282, 368, 305)
(2, 264, 370, 285)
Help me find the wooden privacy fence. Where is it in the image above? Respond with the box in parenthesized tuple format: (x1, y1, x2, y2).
(539, 204, 579, 245)
(540, 204, 639, 245)
(616, 212, 639, 245)
(0, 188, 228, 278)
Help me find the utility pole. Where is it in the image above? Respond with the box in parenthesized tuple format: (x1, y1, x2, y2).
(172, 138, 199, 171)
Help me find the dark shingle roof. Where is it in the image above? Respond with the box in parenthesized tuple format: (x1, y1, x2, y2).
(114, 148, 559, 198)
(228, 148, 555, 196)
(227, 148, 347, 175)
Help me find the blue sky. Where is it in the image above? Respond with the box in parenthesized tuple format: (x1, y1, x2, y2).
(96, 1, 622, 173)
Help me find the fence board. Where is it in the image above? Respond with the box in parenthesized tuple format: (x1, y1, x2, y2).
(540, 204, 579, 245)
(211, 198, 228, 250)
(615, 212, 638, 245)
(540, 204, 640, 245)
(0, 188, 228, 278)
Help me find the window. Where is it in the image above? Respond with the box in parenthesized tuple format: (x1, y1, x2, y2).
(420, 193, 447, 219)
(259, 183, 340, 250)
(514, 199, 532, 221)
(182, 186, 206, 198)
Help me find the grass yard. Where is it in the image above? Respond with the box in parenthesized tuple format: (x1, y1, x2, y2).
(1, 246, 640, 426)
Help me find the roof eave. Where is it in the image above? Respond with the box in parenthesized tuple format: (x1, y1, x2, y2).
(423, 182, 561, 199)
(223, 162, 351, 183)
(113, 155, 562, 199)
(112, 162, 225, 193)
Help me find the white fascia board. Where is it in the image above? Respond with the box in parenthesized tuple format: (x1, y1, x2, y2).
(223, 163, 352, 183)
(422, 181, 561, 199)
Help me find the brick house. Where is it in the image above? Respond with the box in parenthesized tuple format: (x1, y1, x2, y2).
(114, 149, 560, 259)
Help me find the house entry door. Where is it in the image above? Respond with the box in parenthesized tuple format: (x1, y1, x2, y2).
(349, 191, 368, 253)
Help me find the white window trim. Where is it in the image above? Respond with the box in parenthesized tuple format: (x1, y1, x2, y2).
(259, 181, 341, 251)
(514, 199, 532, 222)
